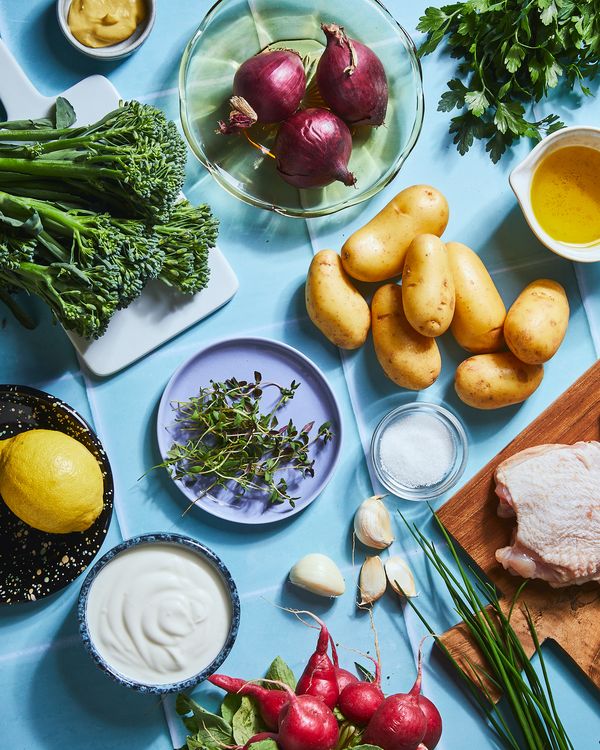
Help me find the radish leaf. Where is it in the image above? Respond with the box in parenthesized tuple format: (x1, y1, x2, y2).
(265, 655, 297, 690)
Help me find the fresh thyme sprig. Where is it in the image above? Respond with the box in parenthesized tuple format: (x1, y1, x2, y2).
(418, 0, 600, 161)
(159, 371, 334, 507)
(399, 512, 574, 750)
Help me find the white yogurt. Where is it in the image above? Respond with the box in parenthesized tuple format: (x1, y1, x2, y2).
(85, 543, 232, 685)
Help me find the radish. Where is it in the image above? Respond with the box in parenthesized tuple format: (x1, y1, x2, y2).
(418, 696, 442, 749)
(295, 612, 339, 709)
(329, 636, 359, 692)
(362, 693, 426, 750)
(362, 645, 442, 750)
(274, 683, 339, 750)
(208, 674, 288, 731)
(411, 646, 442, 750)
(337, 653, 384, 726)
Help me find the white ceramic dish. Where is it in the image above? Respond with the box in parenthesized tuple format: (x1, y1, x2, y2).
(0, 40, 238, 377)
(509, 126, 600, 263)
(56, 0, 156, 60)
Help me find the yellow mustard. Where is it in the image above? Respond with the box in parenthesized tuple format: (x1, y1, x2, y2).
(67, 0, 146, 49)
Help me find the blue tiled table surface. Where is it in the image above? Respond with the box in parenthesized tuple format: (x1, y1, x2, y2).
(1, 1, 600, 748)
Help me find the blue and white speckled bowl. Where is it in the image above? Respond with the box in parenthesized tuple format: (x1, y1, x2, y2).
(78, 533, 241, 694)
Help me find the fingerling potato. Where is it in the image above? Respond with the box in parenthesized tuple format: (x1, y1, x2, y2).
(402, 234, 455, 337)
(455, 352, 543, 409)
(504, 279, 569, 364)
(341, 185, 449, 282)
(448, 241, 506, 353)
(306, 249, 370, 349)
(372, 283, 441, 390)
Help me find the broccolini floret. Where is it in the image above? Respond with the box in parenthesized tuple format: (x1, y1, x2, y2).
(0, 101, 186, 222)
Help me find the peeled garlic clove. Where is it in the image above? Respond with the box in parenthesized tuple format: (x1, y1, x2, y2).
(354, 495, 395, 549)
(358, 555, 386, 606)
(289, 553, 345, 597)
(385, 555, 417, 598)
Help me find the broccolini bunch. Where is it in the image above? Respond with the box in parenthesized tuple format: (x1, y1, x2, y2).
(0, 101, 219, 338)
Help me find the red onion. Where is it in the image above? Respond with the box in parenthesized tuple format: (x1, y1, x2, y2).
(316, 23, 388, 127)
(218, 49, 306, 134)
(274, 108, 356, 189)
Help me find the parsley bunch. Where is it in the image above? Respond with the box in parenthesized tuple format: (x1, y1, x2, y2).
(418, 0, 600, 161)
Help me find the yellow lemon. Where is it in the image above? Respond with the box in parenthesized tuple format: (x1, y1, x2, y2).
(0, 429, 104, 534)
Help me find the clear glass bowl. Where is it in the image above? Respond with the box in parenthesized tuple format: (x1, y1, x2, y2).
(179, 0, 424, 218)
(370, 403, 468, 501)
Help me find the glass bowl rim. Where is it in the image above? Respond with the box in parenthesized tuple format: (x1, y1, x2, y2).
(178, 0, 425, 218)
(78, 532, 241, 693)
(370, 402, 469, 501)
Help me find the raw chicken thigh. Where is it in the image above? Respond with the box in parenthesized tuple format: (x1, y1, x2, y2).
(494, 441, 600, 587)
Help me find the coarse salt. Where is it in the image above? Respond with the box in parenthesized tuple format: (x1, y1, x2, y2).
(378, 412, 455, 488)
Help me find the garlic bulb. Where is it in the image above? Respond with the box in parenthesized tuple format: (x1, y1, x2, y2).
(289, 553, 345, 597)
(354, 495, 394, 549)
(385, 555, 417, 598)
(358, 555, 386, 606)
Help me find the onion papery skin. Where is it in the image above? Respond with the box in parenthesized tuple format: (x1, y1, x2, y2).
(316, 23, 388, 127)
(274, 107, 356, 189)
(218, 49, 306, 134)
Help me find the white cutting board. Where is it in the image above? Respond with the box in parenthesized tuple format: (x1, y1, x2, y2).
(0, 40, 238, 377)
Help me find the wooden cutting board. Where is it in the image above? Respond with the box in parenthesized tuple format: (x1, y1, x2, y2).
(438, 359, 600, 694)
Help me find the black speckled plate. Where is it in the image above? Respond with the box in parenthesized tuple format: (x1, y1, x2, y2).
(0, 385, 114, 604)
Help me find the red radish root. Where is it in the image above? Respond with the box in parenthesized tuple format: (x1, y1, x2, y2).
(208, 674, 288, 731)
(363, 642, 442, 750)
(278, 694, 339, 750)
(412, 646, 442, 750)
(338, 652, 384, 726)
(294, 612, 339, 709)
(329, 636, 359, 692)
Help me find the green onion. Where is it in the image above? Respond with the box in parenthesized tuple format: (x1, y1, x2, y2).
(399, 512, 574, 750)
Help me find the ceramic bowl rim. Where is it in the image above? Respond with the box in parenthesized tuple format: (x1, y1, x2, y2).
(156, 335, 344, 524)
(77, 532, 241, 693)
(56, 0, 156, 60)
(509, 125, 600, 263)
(370, 401, 469, 501)
(178, 0, 425, 218)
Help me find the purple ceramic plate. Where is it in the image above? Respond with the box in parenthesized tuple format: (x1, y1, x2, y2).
(156, 337, 342, 524)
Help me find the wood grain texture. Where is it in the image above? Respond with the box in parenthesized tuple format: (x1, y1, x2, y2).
(438, 359, 600, 694)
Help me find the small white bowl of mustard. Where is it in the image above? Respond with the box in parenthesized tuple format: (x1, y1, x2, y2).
(57, 0, 155, 60)
(510, 126, 600, 263)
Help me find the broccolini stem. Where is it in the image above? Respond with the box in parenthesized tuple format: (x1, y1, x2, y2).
(0, 158, 117, 180)
(0, 127, 78, 142)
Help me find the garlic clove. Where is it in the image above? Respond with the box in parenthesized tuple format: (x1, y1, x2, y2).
(289, 553, 345, 597)
(385, 555, 417, 598)
(354, 494, 395, 550)
(358, 555, 387, 606)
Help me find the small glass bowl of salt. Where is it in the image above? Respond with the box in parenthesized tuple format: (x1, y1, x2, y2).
(370, 402, 468, 500)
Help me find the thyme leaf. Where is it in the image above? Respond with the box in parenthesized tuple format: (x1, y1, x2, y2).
(159, 372, 334, 507)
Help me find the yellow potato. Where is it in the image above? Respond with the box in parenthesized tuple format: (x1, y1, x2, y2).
(341, 185, 449, 282)
(402, 234, 455, 337)
(504, 279, 569, 364)
(455, 352, 544, 409)
(448, 241, 506, 353)
(306, 250, 370, 349)
(372, 283, 441, 390)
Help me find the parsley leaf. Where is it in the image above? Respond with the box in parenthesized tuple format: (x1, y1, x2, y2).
(438, 78, 469, 111)
(418, 0, 600, 160)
